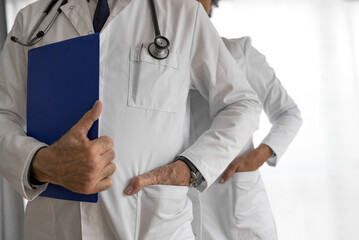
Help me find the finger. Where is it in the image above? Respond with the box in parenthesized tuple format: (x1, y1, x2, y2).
(220, 164, 237, 184)
(72, 101, 102, 134)
(92, 136, 114, 154)
(97, 162, 116, 181)
(94, 177, 113, 193)
(100, 149, 116, 162)
(124, 171, 159, 196)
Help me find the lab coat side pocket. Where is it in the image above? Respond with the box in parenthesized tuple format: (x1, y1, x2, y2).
(128, 47, 183, 113)
(137, 185, 195, 240)
(231, 171, 277, 240)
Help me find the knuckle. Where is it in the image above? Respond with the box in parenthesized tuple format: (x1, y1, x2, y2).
(77, 182, 94, 194)
(110, 150, 116, 160)
(86, 145, 99, 157)
(85, 158, 99, 171)
(84, 172, 97, 183)
(104, 136, 114, 146)
(132, 177, 142, 189)
(110, 163, 117, 173)
(106, 179, 113, 188)
(82, 186, 94, 195)
(81, 172, 97, 182)
(100, 136, 113, 148)
(228, 163, 236, 170)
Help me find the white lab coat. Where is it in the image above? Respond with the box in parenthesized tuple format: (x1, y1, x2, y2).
(0, 0, 261, 239)
(190, 37, 302, 239)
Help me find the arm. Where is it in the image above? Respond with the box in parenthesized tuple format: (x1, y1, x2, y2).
(124, 5, 261, 195)
(0, 12, 115, 199)
(221, 37, 303, 182)
(0, 12, 48, 200)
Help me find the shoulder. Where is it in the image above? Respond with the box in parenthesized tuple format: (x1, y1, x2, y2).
(222, 37, 253, 58)
(13, 0, 49, 27)
(222, 37, 269, 66)
(220, 36, 253, 63)
(17, 0, 49, 15)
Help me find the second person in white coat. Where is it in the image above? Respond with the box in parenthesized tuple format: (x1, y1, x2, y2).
(190, 0, 303, 239)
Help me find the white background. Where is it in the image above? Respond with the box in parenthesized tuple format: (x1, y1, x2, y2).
(5, 0, 359, 239)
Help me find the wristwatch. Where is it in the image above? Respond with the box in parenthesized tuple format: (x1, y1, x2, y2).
(174, 156, 204, 188)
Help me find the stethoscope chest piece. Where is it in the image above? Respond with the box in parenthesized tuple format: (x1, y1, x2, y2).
(148, 36, 170, 60)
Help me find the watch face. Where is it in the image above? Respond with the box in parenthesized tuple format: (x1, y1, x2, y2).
(190, 171, 203, 188)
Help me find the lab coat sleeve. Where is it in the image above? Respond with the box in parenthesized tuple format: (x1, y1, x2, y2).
(236, 37, 303, 166)
(0, 11, 48, 200)
(180, 5, 262, 191)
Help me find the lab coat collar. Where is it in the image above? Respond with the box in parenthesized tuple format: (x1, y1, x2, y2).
(61, 0, 94, 36)
(60, 0, 133, 35)
(102, 0, 133, 30)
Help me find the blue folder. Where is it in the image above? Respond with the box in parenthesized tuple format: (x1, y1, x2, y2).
(27, 34, 100, 203)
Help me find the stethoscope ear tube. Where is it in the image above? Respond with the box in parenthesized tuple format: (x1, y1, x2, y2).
(44, 0, 59, 14)
(11, 0, 68, 47)
(148, 0, 161, 37)
(11, 0, 170, 58)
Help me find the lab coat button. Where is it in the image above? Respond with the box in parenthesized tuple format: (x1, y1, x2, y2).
(69, 5, 74, 10)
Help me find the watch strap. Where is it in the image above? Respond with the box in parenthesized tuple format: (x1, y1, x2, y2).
(175, 156, 198, 173)
(174, 156, 204, 188)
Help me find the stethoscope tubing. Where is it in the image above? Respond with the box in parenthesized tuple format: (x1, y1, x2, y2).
(26, 12, 48, 44)
(148, 0, 161, 37)
(11, 0, 170, 60)
(11, 0, 67, 47)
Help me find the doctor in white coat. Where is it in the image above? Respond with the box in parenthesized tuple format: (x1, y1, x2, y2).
(0, 0, 262, 239)
(190, 0, 302, 239)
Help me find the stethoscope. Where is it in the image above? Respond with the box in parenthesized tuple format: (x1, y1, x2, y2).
(11, 0, 171, 60)
(11, 0, 68, 47)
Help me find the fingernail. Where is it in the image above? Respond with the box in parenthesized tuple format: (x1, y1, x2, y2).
(94, 101, 99, 108)
(219, 178, 224, 184)
(124, 185, 133, 195)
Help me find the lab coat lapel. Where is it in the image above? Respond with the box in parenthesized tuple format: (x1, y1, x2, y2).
(60, 0, 95, 36)
(102, 0, 133, 30)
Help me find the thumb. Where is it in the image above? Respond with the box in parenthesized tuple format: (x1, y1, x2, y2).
(72, 100, 102, 134)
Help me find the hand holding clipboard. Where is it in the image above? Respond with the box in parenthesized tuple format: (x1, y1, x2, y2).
(27, 34, 113, 202)
(31, 101, 116, 197)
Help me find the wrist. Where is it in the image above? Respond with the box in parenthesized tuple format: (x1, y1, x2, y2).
(30, 147, 53, 184)
(257, 144, 274, 160)
(174, 160, 191, 183)
(174, 156, 204, 188)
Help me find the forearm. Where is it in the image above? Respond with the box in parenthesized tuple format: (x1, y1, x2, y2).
(0, 115, 48, 199)
(181, 98, 261, 190)
(262, 106, 302, 165)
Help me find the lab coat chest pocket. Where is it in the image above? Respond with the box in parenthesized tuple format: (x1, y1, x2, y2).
(128, 47, 183, 113)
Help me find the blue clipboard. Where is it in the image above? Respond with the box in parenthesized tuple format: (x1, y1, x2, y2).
(27, 34, 100, 203)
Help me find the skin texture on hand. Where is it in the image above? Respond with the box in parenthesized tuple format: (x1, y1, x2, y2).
(124, 160, 191, 195)
(30, 101, 116, 194)
(220, 144, 274, 184)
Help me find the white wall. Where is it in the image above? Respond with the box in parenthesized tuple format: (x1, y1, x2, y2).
(5, 0, 36, 31)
